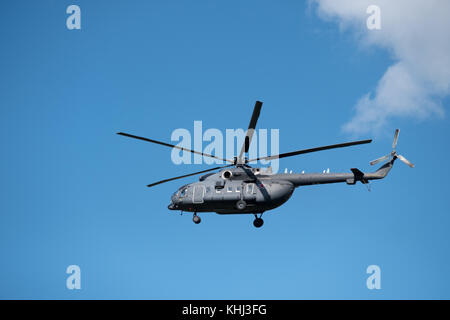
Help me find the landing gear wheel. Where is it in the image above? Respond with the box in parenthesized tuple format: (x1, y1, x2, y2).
(193, 214, 201, 224)
(253, 217, 264, 228)
(236, 200, 247, 210)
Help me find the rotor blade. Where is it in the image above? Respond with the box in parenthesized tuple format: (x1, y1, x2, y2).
(117, 132, 233, 163)
(248, 139, 372, 162)
(147, 165, 234, 188)
(238, 101, 263, 160)
(397, 154, 414, 168)
(370, 154, 390, 166)
(392, 129, 400, 150)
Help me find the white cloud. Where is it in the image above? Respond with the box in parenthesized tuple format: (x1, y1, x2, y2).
(312, 0, 450, 135)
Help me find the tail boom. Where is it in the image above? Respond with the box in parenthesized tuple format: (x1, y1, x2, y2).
(269, 160, 394, 187)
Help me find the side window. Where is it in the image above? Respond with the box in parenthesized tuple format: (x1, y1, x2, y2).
(179, 187, 187, 198)
(227, 186, 233, 193)
(246, 183, 255, 194)
(236, 185, 241, 192)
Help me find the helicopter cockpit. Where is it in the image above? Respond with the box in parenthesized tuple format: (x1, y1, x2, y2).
(169, 185, 190, 210)
(173, 185, 189, 199)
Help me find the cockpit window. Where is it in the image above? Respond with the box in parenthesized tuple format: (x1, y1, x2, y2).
(179, 186, 188, 198)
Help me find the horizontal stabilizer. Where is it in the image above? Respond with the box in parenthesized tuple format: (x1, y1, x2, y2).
(350, 168, 368, 184)
(351, 168, 364, 177)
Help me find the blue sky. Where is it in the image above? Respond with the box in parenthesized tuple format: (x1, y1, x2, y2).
(1, 0, 449, 299)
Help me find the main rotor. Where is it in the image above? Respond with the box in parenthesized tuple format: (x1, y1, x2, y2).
(117, 101, 373, 187)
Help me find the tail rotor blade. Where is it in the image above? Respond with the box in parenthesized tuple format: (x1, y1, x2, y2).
(392, 129, 400, 150)
(397, 154, 414, 168)
(370, 154, 390, 166)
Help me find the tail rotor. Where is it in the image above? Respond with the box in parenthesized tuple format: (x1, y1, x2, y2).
(392, 128, 400, 150)
(370, 129, 414, 168)
(396, 154, 414, 168)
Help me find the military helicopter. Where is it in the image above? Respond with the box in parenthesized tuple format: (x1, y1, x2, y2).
(118, 101, 413, 228)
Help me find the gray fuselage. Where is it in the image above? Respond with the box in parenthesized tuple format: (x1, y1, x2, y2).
(167, 161, 393, 215)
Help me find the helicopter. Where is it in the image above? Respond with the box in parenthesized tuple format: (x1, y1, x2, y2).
(117, 101, 414, 228)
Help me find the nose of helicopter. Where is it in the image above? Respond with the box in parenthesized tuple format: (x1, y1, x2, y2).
(168, 192, 182, 210)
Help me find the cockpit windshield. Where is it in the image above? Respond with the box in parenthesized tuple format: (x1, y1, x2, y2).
(177, 185, 189, 198)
